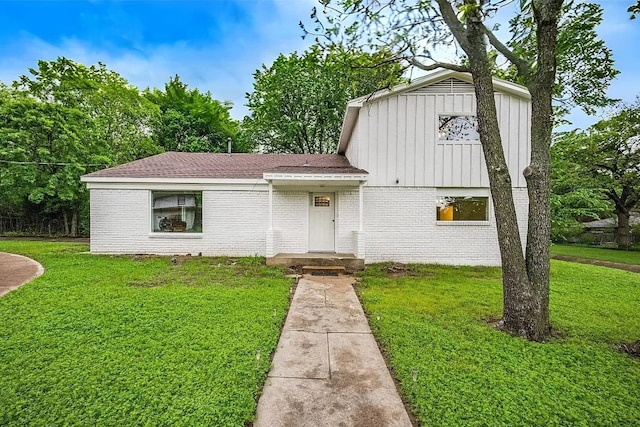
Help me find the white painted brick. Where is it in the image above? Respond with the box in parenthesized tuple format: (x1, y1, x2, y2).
(88, 185, 529, 267)
(272, 191, 308, 254)
(362, 186, 529, 266)
(90, 189, 268, 256)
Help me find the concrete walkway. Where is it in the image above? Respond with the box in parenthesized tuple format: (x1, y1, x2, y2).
(254, 274, 412, 427)
(0, 252, 44, 297)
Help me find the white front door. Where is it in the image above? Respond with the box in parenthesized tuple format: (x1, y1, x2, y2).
(309, 193, 335, 252)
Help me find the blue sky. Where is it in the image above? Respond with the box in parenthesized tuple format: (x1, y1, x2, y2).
(0, 0, 637, 129)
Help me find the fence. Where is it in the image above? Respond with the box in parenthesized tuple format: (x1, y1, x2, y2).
(0, 214, 69, 236)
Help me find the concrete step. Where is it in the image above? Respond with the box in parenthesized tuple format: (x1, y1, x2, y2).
(267, 254, 364, 272)
(301, 265, 347, 276)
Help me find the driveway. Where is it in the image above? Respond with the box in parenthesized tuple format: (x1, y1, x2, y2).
(0, 252, 44, 297)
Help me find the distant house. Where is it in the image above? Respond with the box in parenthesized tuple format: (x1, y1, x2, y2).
(81, 69, 531, 267)
(580, 214, 640, 245)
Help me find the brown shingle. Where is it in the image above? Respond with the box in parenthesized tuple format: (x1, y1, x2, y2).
(83, 152, 367, 179)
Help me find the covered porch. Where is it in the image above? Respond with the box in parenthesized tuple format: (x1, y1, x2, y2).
(263, 166, 368, 268)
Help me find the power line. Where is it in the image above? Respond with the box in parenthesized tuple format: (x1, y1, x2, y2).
(0, 160, 107, 167)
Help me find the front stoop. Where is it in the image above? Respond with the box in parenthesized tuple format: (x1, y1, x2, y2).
(301, 265, 346, 276)
(266, 253, 364, 272)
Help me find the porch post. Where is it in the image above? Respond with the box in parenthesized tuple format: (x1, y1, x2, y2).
(268, 181, 273, 230)
(266, 181, 275, 258)
(358, 182, 364, 232)
(355, 181, 366, 259)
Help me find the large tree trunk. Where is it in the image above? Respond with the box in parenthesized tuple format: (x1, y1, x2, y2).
(71, 209, 78, 238)
(616, 211, 632, 249)
(518, 0, 563, 340)
(62, 210, 70, 236)
(463, 7, 538, 339)
(437, 0, 562, 341)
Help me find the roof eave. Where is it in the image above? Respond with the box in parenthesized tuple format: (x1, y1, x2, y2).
(337, 101, 363, 154)
(81, 176, 264, 184)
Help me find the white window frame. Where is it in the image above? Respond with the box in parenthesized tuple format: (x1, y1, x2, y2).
(149, 190, 204, 236)
(435, 188, 491, 226)
(437, 114, 480, 144)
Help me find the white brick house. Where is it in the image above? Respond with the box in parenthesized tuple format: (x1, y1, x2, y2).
(81, 69, 530, 266)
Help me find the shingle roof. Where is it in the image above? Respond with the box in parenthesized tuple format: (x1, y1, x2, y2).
(82, 152, 368, 179)
(583, 214, 640, 229)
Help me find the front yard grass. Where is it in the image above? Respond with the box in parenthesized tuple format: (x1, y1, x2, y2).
(551, 243, 640, 265)
(359, 262, 640, 426)
(0, 241, 291, 426)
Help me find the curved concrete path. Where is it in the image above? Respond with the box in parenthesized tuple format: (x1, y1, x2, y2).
(0, 252, 44, 297)
(254, 274, 412, 427)
(552, 254, 640, 273)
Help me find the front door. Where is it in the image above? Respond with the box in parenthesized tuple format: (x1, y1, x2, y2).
(309, 193, 335, 252)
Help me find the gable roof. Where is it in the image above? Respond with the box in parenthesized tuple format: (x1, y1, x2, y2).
(337, 68, 531, 154)
(81, 152, 367, 181)
(583, 214, 640, 229)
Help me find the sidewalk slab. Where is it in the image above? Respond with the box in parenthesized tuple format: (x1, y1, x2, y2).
(254, 275, 412, 427)
(269, 330, 329, 380)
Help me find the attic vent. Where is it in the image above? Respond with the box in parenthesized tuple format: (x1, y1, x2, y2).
(410, 78, 475, 94)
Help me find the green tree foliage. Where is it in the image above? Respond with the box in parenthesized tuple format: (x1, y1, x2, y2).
(144, 76, 242, 153)
(553, 101, 640, 249)
(0, 58, 161, 236)
(242, 46, 403, 154)
(630, 0, 640, 19)
(504, 2, 618, 117)
(550, 140, 612, 241)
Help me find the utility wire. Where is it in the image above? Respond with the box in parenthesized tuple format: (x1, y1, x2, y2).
(0, 160, 107, 167)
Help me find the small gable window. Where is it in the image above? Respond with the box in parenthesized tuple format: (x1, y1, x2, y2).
(152, 191, 203, 233)
(438, 115, 479, 142)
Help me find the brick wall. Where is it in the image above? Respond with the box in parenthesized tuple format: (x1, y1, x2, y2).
(362, 186, 529, 266)
(90, 189, 268, 256)
(272, 191, 308, 254)
(336, 190, 359, 254)
(89, 186, 528, 266)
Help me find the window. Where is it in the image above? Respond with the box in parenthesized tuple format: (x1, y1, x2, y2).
(152, 191, 202, 232)
(438, 115, 479, 142)
(314, 196, 331, 207)
(436, 196, 488, 221)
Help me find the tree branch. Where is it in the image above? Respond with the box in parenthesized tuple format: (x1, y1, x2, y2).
(409, 58, 470, 73)
(481, 23, 532, 79)
(435, 0, 471, 52)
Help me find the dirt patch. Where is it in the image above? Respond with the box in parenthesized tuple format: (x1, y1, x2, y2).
(552, 255, 640, 273)
(619, 340, 640, 359)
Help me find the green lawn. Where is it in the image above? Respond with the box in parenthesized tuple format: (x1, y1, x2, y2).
(0, 241, 291, 426)
(358, 262, 640, 426)
(551, 243, 640, 265)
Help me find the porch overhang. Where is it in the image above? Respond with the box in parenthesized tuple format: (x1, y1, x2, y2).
(263, 172, 368, 188)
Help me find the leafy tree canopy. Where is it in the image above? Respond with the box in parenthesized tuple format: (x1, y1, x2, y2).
(553, 100, 640, 248)
(502, 1, 618, 116)
(1, 57, 161, 235)
(241, 45, 403, 154)
(550, 141, 612, 242)
(307, 1, 618, 122)
(630, 0, 640, 19)
(144, 76, 242, 153)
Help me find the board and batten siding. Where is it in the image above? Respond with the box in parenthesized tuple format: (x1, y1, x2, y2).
(345, 86, 531, 188)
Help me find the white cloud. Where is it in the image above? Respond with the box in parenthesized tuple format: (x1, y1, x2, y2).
(0, 1, 316, 121)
